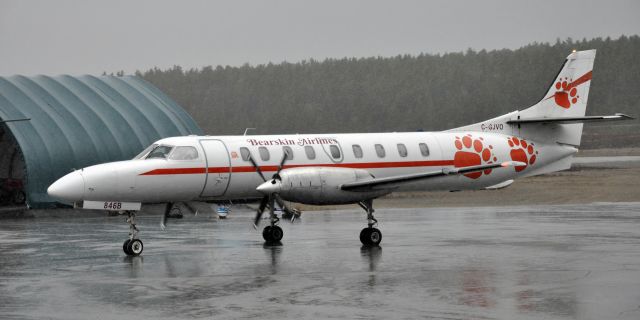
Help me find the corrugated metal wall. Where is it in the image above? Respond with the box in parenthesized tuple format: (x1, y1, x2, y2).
(0, 75, 203, 208)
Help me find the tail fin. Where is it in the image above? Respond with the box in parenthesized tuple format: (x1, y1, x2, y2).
(450, 50, 597, 147)
(523, 50, 595, 119)
(517, 49, 596, 146)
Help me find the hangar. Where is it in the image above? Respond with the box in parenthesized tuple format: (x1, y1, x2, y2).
(0, 75, 203, 208)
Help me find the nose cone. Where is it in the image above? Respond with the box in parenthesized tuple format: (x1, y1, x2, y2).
(48, 170, 85, 202)
(256, 179, 281, 194)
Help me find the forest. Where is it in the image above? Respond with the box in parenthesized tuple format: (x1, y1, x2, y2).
(137, 35, 640, 148)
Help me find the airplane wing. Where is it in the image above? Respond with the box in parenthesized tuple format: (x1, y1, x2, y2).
(340, 161, 524, 191)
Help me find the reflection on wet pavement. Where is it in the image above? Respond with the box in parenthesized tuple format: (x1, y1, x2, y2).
(1, 203, 640, 319)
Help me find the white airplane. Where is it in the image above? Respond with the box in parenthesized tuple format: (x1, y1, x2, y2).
(48, 49, 631, 256)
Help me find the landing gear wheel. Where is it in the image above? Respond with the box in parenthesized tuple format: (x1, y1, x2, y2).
(262, 225, 283, 243)
(126, 239, 144, 256)
(360, 227, 382, 246)
(123, 239, 132, 255)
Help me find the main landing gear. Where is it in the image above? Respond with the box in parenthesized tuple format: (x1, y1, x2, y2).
(358, 199, 382, 246)
(262, 197, 284, 244)
(122, 211, 144, 256)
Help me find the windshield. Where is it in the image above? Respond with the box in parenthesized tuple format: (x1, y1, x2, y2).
(133, 144, 157, 159)
(146, 145, 174, 159)
(169, 146, 199, 160)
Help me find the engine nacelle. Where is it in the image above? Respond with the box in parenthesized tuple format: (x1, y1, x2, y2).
(274, 167, 390, 205)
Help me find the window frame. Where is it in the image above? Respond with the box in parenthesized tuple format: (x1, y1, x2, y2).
(374, 144, 386, 158)
(329, 145, 341, 159)
(145, 145, 174, 160)
(419, 143, 430, 157)
(240, 147, 252, 161)
(397, 143, 408, 157)
(352, 144, 363, 159)
(304, 145, 316, 160)
(134, 144, 158, 159)
(169, 146, 199, 161)
(258, 147, 270, 161)
(282, 146, 294, 160)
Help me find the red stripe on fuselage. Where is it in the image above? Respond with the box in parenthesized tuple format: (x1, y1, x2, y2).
(139, 160, 455, 176)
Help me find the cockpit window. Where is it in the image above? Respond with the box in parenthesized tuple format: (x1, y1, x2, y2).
(146, 145, 173, 159)
(133, 144, 157, 159)
(169, 146, 199, 160)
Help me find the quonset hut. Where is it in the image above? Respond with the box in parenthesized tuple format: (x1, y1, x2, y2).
(0, 75, 203, 208)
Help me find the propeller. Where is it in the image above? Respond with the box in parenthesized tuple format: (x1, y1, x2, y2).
(250, 151, 299, 228)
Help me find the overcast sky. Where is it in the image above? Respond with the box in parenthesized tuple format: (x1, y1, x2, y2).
(1, 0, 638, 76)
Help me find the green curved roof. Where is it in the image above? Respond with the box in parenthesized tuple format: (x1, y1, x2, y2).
(0, 75, 203, 208)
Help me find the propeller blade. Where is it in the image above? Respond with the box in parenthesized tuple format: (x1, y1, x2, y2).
(273, 152, 288, 180)
(181, 201, 199, 216)
(273, 193, 301, 222)
(253, 196, 269, 229)
(248, 155, 266, 182)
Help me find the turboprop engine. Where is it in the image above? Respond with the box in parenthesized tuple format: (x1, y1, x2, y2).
(257, 167, 391, 205)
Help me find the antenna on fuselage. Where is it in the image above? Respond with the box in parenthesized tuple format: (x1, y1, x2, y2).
(243, 128, 256, 136)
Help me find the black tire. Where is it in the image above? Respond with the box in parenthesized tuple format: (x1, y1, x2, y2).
(262, 226, 273, 242)
(127, 239, 144, 256)
(359, 228, 371, 245)
(123, 239, 132, 255)
(360, 227, 382, 246)
(270, 226, 283, 242)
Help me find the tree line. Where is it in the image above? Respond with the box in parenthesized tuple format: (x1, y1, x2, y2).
(136, 35, 640, 148)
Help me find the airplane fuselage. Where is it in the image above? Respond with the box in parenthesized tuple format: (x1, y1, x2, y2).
(52, 131, 576, 205)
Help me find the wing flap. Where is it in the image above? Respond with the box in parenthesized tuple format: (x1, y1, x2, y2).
(341, 161, 524, 191)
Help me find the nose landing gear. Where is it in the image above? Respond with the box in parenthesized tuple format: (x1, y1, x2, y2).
(123, 211, 144, 256)
(262, 197, 283, 244)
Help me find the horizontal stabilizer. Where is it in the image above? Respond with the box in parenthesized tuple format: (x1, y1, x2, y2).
(506, 113, 633, 125)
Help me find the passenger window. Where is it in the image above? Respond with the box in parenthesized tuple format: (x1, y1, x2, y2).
(259, 147, 270, 161)
(375, 144, 385, 158)
(419, 143, 430, 157)
(169, 146, 199, 160)
(282, 146, 294, 160)
(146, 145, 173, 159)
(329, 145, 341, 159)
(304, 146, 316, 160)
(397, 143, 408, 157)
(240, 147, 252, 161)
(352, 144, 363, 158)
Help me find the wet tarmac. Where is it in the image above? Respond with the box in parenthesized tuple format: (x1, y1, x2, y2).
(1, 203, 640, 320)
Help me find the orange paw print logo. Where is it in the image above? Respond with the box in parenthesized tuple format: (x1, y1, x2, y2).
(454, 134, 496, 179)
(507, 137, 538, 172)
(553, 77, 580, 109)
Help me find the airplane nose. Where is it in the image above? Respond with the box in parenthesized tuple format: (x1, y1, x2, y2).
(256, 179, 281, 194)
(47, 170, 85, 202)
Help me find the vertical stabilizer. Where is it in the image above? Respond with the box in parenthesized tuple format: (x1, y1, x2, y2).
(449, 50, 597, 147)
(520, 50, 595, 119)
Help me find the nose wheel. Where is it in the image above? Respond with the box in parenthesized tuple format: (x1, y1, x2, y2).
(123, 211, 144, 256)
(123, 239, 144, 256)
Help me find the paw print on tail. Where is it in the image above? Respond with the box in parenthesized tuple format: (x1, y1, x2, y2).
(454, 134, 495, 179)
(553, 77, 580, 109)
(507, 137, 538, 172)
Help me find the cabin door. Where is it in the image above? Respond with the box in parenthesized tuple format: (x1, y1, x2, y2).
(199, 139, 231, 197)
